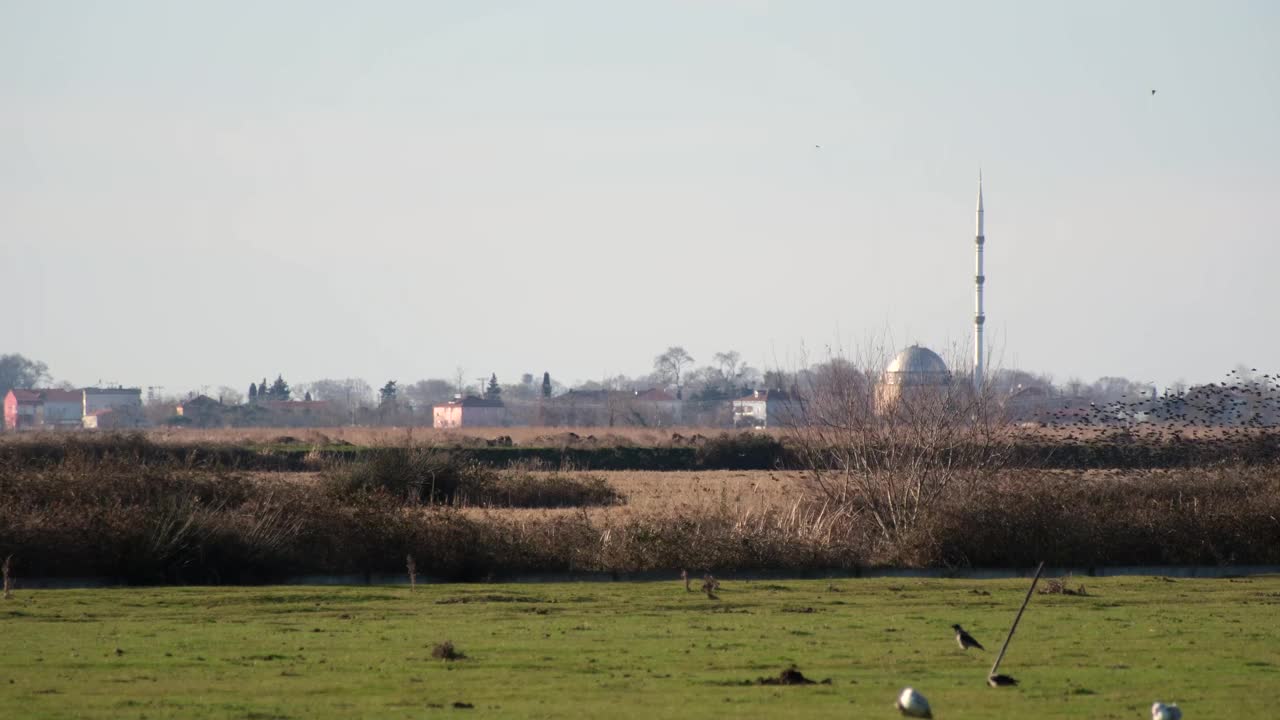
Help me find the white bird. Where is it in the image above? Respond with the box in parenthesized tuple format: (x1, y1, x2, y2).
(1152, 702, 1182, 720)
(896, 687, 933, 718)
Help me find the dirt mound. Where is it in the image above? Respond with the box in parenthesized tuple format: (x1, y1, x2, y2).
(1039, 577, 1089, 596)
(756, 666, 829, 686)
(431, 641, 465, 660)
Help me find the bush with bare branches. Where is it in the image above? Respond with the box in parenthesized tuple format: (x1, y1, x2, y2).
(786, 348, 1010, 546)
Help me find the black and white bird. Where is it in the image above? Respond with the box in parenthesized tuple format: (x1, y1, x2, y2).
(896, 687, 933, 718)
(952, 623, 985, 651)
(1152, 701, 1183, 720)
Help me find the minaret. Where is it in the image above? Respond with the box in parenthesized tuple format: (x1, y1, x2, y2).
(973, 172, 986, 391)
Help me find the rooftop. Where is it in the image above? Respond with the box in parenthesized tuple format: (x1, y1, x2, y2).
(435, 395, 504, 409)
(735, 389, 798, 402)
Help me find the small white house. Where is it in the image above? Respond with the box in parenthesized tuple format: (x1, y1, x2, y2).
(731, 389, 801, 429)
(432, 396, 506, 428)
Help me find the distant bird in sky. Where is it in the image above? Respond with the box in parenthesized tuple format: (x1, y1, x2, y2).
(1152, 701, 1182, 720)
(896, 687, 933, 718)
(1151, 89, 1157, 95)
(952, 623, 985, 651)
(814, 144, 821, 149)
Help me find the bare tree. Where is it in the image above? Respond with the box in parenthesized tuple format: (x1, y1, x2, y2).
(785, 345, 1009, 547)
(216, 386, 245, 405)
(653, 346, 694, 399)
(713, 351, 743, 383)
(306, 378, 374, 414)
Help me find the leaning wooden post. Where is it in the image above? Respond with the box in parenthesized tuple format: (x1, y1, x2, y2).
(989, 561, 1045, 678)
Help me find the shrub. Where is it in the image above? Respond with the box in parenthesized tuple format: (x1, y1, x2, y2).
(694, 432, 791, 470)
(456, 471, 621, 509)
(323, 448, 491, 504)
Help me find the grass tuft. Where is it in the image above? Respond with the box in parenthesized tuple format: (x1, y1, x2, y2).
(431, 641, 465, 661)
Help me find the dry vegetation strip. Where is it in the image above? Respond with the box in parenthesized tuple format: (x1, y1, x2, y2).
(3, 437, 1280, 582)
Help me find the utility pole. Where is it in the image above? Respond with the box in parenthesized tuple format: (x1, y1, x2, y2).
(974, 171, 987, 392)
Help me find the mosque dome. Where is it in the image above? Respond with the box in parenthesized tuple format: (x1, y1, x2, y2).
(882, 345, 950, 387)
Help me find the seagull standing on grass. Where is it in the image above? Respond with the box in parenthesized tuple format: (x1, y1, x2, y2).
(1152, 702, 1182, 720)
(896, 687, 933, 718)
(952, 624, 985, 651)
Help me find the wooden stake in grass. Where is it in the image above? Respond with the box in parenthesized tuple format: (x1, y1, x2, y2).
(406, 554, 417, 592)
(988, 561, 1045, 682)
(2, 555, 12, 600)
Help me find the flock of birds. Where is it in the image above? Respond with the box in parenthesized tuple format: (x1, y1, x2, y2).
(1029, 369, 1280, 446)
(681, 571, 1184, 718)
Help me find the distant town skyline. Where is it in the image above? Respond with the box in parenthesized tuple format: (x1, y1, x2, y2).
(4, 2, 1277, 393)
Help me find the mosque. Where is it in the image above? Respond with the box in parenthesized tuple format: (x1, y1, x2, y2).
(875, 177, 985, 412)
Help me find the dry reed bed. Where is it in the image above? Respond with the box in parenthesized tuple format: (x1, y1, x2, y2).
(3, 444, 1280, 583)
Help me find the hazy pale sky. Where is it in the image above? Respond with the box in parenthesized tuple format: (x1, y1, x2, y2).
(3, 1, 1277, 394)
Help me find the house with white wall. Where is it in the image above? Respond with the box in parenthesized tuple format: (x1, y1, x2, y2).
(732, 389, 801, 429)
(432, 396, 506, 428)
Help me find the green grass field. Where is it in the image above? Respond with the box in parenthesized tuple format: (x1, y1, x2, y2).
(3, 576, 1279, 719)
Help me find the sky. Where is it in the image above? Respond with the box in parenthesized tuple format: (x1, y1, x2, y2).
(2, 0, 1278, 396)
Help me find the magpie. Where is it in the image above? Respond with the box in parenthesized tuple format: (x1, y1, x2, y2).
(952, 623, 985, 651)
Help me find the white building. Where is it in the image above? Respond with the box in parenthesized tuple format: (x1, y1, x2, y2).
(432, 396, 507, 428)
(40, 389, 84, 427)
(732, 389, 801, 429)
(81, 387, 144, 429)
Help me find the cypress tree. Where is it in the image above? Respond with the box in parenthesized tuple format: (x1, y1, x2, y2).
(269, 375, 291, 401)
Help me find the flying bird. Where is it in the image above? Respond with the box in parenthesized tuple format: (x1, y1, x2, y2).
(1151, 89, 1157, 95)
(896, 687, 933, 718)
(1152, 701, 1183, 720)
(952, 623, 985, 651)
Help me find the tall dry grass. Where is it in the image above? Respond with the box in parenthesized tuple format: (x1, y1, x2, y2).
(4, 436, 1280, 583)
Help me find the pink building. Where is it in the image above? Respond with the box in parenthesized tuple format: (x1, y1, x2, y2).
(433, 396, 506, 428)
(3, 389, 43, 430)
(3, 389, 85, 430)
